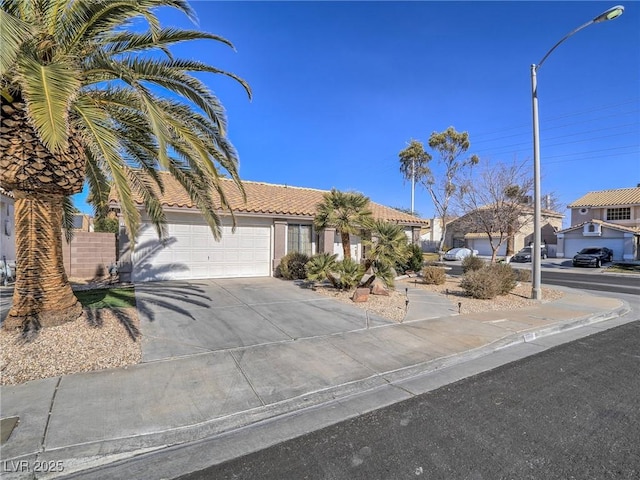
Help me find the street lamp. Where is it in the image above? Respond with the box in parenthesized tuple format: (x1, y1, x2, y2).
(530, 5, 624, 300)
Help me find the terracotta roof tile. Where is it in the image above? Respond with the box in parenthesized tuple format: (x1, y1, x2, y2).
(109, 173, 428, 225)
(567, 187, 640, 208)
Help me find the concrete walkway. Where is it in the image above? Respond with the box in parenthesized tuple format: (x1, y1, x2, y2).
(0, 278, 632, 479)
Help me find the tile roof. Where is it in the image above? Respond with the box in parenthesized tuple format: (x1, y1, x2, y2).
(109, 173, 428, 225)
(557, 219, 640, 235)
(0, 187, 14, 198)
(567, 187, 640, 208)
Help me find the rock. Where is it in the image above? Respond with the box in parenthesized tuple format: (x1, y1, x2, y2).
(352, 287, 370, 303)
(371, 282, 390, 296)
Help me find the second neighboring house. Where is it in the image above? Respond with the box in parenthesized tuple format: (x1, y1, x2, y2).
(443, 206, 563, 257)
(557, 186, 640, 261)
(110, 174, 429, 282)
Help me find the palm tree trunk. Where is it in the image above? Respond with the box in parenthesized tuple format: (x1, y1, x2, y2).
(341, 232, 351, 260)
(3, 191, 82, 330)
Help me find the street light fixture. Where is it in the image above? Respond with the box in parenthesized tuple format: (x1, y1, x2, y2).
(530, 5, 624, 301)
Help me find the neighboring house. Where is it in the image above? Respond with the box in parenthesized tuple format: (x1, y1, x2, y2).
(0, 187, 15, 264)
(419, 217, 455, 252)
(109, 174, 429, 282)
(557, 186, 640, 261)
(444, 206, 563, 257)
(72, 213, 94, 232)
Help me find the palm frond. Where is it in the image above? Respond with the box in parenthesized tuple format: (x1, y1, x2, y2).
(0, 8, 33, 77)
(61, 195, 78, 243)
(17, 56, 80, 152)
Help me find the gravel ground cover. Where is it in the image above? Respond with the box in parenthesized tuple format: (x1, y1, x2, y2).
(314, 276, 565, 322)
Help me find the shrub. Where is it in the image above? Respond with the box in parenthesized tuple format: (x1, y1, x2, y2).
(336, 257, 364, 290)
(305, 253, 339, 286)
(514, 268, 531, 283)
(487, 263, 518, 294)
(461, 255, 484, 273)
(421, 266, 446, 285)
(277, 252, 310, 280)
(406, 243, 424, 272)
(460, 268, 501, 299)
(460, 263, 518, 299)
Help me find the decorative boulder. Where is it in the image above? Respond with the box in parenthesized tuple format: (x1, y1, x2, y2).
(370, 280, 390, 296)
(352, 287, 370, 303)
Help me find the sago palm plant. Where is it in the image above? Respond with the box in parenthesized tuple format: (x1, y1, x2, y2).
(0, 0, 250, 329)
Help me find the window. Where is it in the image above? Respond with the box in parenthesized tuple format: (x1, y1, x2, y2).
(606, 208, 630, 221)
(287, 224, 312, 255)
(72, 215, 84, 229)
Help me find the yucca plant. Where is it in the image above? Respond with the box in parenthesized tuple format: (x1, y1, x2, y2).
(0, 0, 250, 329)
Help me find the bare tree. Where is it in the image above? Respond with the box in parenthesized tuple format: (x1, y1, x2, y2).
(456, 161, 534, 263)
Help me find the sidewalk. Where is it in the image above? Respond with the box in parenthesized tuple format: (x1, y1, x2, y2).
(0, 285, 631, 480)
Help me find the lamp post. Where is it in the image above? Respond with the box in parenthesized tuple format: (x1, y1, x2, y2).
(530, 5, 624, 300)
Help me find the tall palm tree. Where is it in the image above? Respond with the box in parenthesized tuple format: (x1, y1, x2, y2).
(0, 0, 251, 329)
(314, 189, 372, 261)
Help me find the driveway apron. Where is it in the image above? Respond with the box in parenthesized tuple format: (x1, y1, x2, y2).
(134, 277, 393, 362)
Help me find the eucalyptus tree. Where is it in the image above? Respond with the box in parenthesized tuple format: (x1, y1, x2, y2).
(0, 0, 251, 329)
(314, 189, 372, 261)
(399, 127, 479, 255)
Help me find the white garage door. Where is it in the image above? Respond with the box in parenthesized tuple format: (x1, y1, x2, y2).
(563, 238, 625, 260)
(469, 239, 507, 257)
(132, 214, 272, 282)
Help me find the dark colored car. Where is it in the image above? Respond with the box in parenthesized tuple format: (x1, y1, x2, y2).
(572, 247, 613, 268)
(511, 245, 548, 263)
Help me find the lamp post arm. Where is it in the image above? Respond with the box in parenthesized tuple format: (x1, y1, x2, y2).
(536, 19, 594, 70)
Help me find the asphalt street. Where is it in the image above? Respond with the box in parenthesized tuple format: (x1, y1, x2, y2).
(180, 315, 640, 479)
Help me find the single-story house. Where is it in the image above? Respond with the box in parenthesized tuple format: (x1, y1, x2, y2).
(110, 174, 429, 282)
(557, 186, 640, 261)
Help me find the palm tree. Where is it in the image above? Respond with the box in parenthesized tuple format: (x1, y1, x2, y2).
(314, 189, 372, 261)
(0, 0, 251, 329)
(362, 220, 410, 287)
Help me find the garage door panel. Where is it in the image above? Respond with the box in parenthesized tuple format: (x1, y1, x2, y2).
(132, 217, 272, 282)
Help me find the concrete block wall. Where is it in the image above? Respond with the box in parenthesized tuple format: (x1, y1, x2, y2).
(62, 231, 117, 281)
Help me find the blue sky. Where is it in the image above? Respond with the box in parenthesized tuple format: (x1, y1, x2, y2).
(77, 1, 639, 227)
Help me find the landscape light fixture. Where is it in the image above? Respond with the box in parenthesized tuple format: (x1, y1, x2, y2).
(530, 5, 623, 300)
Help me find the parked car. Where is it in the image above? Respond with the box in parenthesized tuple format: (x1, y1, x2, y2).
(443, 247, 478, 261)
(511, 245, 548, 263)
(572, 247, 613, 268)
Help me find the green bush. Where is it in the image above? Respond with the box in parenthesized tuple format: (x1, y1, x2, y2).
(461, 255, 485, 273)
(277, 252, 310, 280)
(305, 253, 339, 286)
(460, 268, 501, 299)
(336, 257, 364, 290)
(406, 243, 424, 272)
(421, 266, 446, 285)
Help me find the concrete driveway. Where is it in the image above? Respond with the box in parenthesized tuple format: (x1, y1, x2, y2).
(134, 277, 393, 362)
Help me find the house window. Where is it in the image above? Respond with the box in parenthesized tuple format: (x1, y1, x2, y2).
(607, 208, 630, 221)
(72, 215, 84, 229)
(287, 224, 312, 256)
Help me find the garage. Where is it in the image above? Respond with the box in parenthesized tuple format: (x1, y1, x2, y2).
(467, 238, 507, 257)
(563, 238, 625, 261)
(132, 214, 272, 282)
